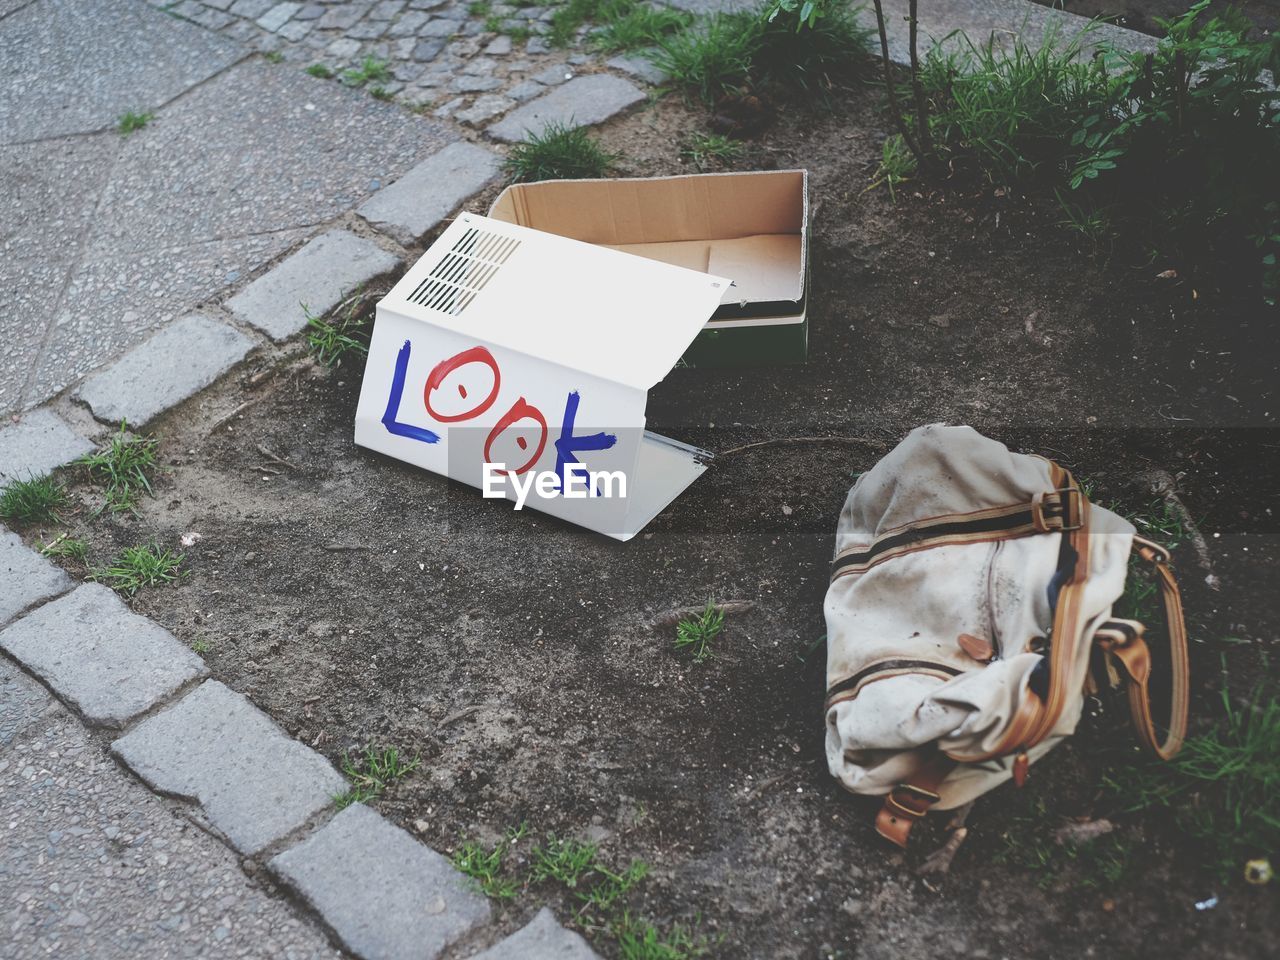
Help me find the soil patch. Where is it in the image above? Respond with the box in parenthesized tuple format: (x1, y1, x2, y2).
(35, 81, 1280, 959)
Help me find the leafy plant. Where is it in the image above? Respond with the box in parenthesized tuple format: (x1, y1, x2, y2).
(611, 912, 713, 960)
(867, 132, 916, 200)
(117, 111, 154, 135)
(0, 475, 68, 526)
(504, 121, 618, 182)
(306, 63, 334, 79)
(334, 744, 420, 808)
(530, 836, 600, 888)
(751, 0, 872, 96)
(649, 13, 760, 104)
(77, 422, 160, 514)
(680, 132, 743, 170)
(674, 601, 725, 664)
(342, 56, 392, 88)
(590, 0, 691, 54)
(91, 544, 184, 596)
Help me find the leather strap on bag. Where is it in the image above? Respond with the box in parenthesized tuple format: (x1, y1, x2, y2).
(1095, 537, 1190, 761)
(874, 753, 956, 848)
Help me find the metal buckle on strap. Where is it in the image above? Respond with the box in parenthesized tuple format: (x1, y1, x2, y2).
(1133, 535, 1171, 565)
(888, 782, 941, 819)
(1031, 487, 1083, 533)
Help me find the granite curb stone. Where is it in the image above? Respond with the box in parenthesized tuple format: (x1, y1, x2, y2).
(0, 583, 207, 727)
(467, 907, 601, 959)
(358, 141, 505, 245)
(486, 75, 645, 143)
(227, 230, 401, 341)
(0, 528, 74, 629)
(0, 409, 94, 490)
(270, 803, 491, 960)
(112, 679, 346, 854)
(75, 314, 255, 427)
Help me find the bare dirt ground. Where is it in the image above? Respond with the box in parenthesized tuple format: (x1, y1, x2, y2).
(33, 78, 1280, 958)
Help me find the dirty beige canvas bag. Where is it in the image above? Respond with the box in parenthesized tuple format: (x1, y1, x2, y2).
(824, 425, 1190, 846)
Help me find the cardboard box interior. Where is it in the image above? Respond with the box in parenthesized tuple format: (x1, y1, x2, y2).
(489, 171, 806, 310)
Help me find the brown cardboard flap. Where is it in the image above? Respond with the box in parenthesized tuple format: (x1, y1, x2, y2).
(605, 240, 711, 273)
(490, 171, 805, 245)
(708, 234, 802, 304)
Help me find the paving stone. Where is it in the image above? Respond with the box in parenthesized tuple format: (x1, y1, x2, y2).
(484, 35, 512, 55)
(257, 1, 302, 31)
(279, 18, 315, 40)
(75, 315, 255, 427)
(328, 36, 363, 57)
(230, 0, 276, 16)
(420, 17, 462, 37)
(529, 64, 573, 86)
(2, 707, 342, 959)
(487, 74, 644, 142)
(462, 56, 499, 75)
(433, 95, 467, 118)
(662, 0, 753, 12)
(390, 9, 430, 34)
(0, 584, 207, 728)
(271, 804, 491, 960)
(0, 409, 93, 490)
(112, 680, 346, 854)
(450, 74, 502, 93)
(0, 0, 243, 143)
(318, 3, 366, 29)
(0, 657, 55, 749)
(227, 231, 399, 341)
(468, 908, 601, 959)
(607, 52, 669, 86)
(456, 94, 515, 126)
(506, 80, 544, 103)
(525, 36, 549, 54)
(359, 142, 503, 245)
(348, 19, 389, 38)
(295, 2, 326, 19)
(370, 0, 406, 17)
(414, 37, 448, 60)
(0, 528, 73, 630)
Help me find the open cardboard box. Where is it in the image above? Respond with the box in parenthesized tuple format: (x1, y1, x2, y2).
(489, 170, 809, 368)
(354, 213, 730, 540)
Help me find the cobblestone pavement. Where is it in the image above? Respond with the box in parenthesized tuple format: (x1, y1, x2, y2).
(156, 0, 659, 126)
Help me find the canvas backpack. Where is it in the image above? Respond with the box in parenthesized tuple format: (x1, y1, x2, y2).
(824, 424, 1190, 847)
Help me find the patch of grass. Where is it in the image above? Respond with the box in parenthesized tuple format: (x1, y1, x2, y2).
(649, 13, 759, 104)
(504, 121, 617, 182)
(264, 50, 284, 64)
(305, 289, 373, 368)
(342, 56, 392, 88)
(334, 744, 420, 808)
(191, 637, 211, 654)
(453, 824, 528, 899)
(611, 912, 713, 960)
(77, 422, 160, 514)
(751, 0, 872, 96)
(674, 601, 724, 664)
(306, 63, 334, 79)
(117, 111, 154, 135)
(591, 0, 691, 54)
(680, 132, 743, 171)
(0, 475, 69, 526)
(469, 0, 491, 15)
(530, 836, 600, 888)
(369, 85, 393, 101)
(867, 131, 916, 201)
(38, 533, 88, 562)
(1105, 682, 1280, 881)
(580, 860, 650, 914)
(91, 544, 184, 596)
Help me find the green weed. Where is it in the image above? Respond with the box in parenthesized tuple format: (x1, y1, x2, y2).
(369, 85, 393, 101)
(530, 836, 600, 888)
(649, 14, 759, 103)
(91, 544, 184, 596)
(305, 290, 373, 368)
(504, 121, 617, 182)
(334, 744, 421, 808)
(469, 0, 491, 15)
(38, 533, 88, 562)
(453, 824, 529, 899)
(77, 422, 160, 514)
(611, 912, 713, 960)
(342, 56, 392, 88)
(680, 132, 743, 170)
(589, 0, 691, 54)
(0, 475, 69, 526)
(674, 601, 724, 664)
(117, 111, 154, 135)
(867, 132, 916, 201)
(306, 63, 334, 79)
(1105, 683, 1280, 881)
(264, 50, 284, 64)
(191, 636, 211, 654)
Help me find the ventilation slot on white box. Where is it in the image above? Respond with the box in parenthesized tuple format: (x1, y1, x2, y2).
(406, 227, 520, 316)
